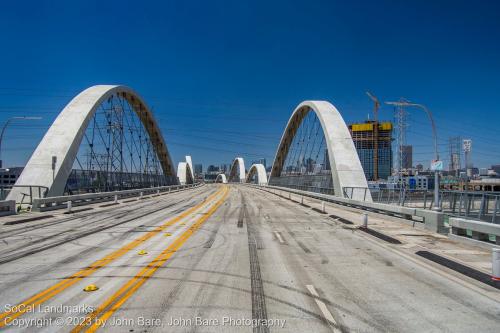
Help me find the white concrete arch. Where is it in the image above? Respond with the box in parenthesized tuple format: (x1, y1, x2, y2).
(215, 174, 227, 184)
(269, 101, 371, 202)
(246, 164, 268, 185)
(8, 85, 176, 201)
(177, 162, 194, 185)
(229, 157, 246, 183)
(185, 155, 194, 180)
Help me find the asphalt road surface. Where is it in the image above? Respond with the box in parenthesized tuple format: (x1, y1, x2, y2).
(0, 184, 498, 332)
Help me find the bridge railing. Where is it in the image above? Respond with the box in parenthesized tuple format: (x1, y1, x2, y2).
(1, 185, 49, 207)
(249, 184, 500, 247)
(247, 183, 446, 234)
(0, 200, 16, 216)
(31, 183, 202, 212)
(343, 187, 500, 224)
(449, 217, 500, 246)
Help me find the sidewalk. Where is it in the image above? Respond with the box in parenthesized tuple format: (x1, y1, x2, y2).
(269, 188, 499, 297)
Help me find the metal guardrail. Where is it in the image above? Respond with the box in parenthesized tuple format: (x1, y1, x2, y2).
(449, 217, 500, 247)
(31, 183, 202, 212)
(440, 191, 500, 224)
(0, 200, 15, 216)
(247, 184, 447, 234)
(1, 185, 49, 205)
(248, 184, 498, 245)
(343, 187, 500, 224)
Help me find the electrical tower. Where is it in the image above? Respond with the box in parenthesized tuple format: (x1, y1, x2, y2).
(393, 98, 409, 182)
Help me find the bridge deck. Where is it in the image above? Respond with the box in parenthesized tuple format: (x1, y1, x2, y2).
(0, 184, 498, 332)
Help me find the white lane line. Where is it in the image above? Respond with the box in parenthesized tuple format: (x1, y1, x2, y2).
(274, 231, 284, 244)
(306, 284, 339, 331)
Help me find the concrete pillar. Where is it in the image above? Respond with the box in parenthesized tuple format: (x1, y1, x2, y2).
(492, 248, 500, 281)
(114, 195, 118, 204)
(67, 200, 72, 213)
(416, 210, 448, 234)
(362, 213, 368, 228)
(321, 201, 326, 213)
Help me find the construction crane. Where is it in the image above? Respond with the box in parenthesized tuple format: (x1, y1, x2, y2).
(366, 91, 380, 180)
(366, 91, 380, 121)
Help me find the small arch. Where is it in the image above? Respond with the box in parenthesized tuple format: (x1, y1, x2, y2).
(229, 157, 246, 183)
(215, 174, 228, 184)
(246, 164, 268, 185)
(177, 162, 194, 185)
(185, 155, 194, 180)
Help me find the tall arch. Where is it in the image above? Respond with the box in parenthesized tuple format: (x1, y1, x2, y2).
(185, 155, 194, 180)
(177, 155, 194, 185)
(229, 157, 246, 183)
(246, 164, 268, 185)
(215, 174, 227, 184)
(8, 85, 176, 201)
(177, 162, 194, 185)
(269, 101, 371, 202)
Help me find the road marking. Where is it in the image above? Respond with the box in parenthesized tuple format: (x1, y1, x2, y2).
(0, 187, 224, 328)
(306, 284, 339, 331)
(274, 231, 284, 244)
(72, 186, 229, 333)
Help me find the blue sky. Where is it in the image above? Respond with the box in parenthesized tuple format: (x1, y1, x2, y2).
(1, 0, 499, 170)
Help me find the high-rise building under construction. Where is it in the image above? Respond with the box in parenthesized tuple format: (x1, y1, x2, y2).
(348, 121, 393, 181)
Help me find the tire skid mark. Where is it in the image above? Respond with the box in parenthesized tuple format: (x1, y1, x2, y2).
(246, 202, 269, 333)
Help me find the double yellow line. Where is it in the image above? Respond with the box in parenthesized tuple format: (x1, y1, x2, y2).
(0, 186, 225, 328)
(73, 186, 229, 332)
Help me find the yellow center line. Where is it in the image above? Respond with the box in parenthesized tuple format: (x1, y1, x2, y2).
(0, 186, 224, 327)
(72, 186, 229, 333)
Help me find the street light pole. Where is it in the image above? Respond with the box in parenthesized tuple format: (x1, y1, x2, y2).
(0, 116, 42, 168)
(386, 101, 441, 211)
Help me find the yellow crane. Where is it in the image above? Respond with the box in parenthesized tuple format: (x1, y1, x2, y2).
(366, 91, 380, 180)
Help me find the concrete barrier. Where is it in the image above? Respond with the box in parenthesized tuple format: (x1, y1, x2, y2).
(32, 183, 202, 212)
(0, 200, 16, 216)
(248, 184, 447, 234)
(415, 209, 447, 234)
(449, 217, 500, 245)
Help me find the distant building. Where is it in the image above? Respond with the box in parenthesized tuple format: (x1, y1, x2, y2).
(402, 145, 413, 169)
(406, 175, 429, 191)
(194, 164, 203, 176)
(348, 121, 393, 181)
(219, 163, 231, 173)
(388, 174, 434, 190)
(0, 167, 23, 187)
(205, 165, 221, 182)
(251, 158, 266, 169)
(324, 148, 331, 170)
(207, 165, 219, 173)
(492, 165, 500, 175)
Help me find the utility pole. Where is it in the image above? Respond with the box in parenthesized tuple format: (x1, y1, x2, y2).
(366, 92, 380, 180)
(387, 99, 408, 187)
(463, 139, 472, 190)
(386, 100, 441, 211)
